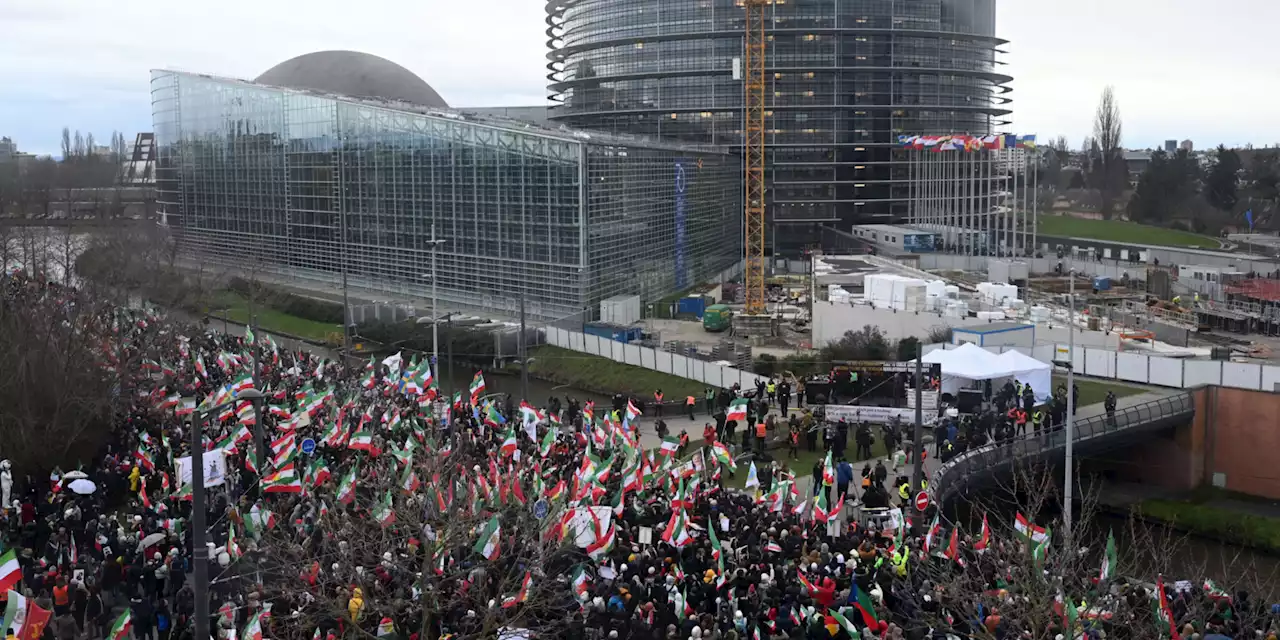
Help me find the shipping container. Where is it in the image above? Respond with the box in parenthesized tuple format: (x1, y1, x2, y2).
(1092, 276, 1112, 291)
(584, 322, 643, 343)
(677, 295, 709, 318)
(600, 294, 641, 326)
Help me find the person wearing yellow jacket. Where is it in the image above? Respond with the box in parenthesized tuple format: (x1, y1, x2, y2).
(348, 587, 364, 622)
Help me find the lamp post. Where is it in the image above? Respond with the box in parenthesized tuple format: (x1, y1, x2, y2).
(423, 225, 448, 391)
(190, 387, 264, 640)
(1063, 269, 1076, 545)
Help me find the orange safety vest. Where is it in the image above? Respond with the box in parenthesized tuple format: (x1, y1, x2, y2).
(756, 423, 767, 438)
(654, 392, 664, 404)
(686, 396, 696, 406)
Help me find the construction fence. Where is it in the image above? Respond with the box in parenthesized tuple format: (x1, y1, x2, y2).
(542, 326, 768, 391)
(923, 342, 1280, 393)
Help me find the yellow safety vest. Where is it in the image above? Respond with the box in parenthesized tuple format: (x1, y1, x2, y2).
(898, 484, 910, 500)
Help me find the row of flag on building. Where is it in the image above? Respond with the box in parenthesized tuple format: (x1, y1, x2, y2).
(897, 133, 1037, 152)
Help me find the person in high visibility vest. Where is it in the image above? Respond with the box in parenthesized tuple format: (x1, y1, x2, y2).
(1013, 408, 1028, 436)
(653, 389, 664, 418)
(1033, 410, 1046, 435)
(755, 421, 767, 454)
(898, 482, 911, 503)
(686, 395, 696, 420)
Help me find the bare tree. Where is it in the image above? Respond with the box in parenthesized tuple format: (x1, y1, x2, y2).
(60, 127, 72, 162)
(72, 131, 86, 160)
(1092, 86, 1125, 217)
(85, 132, 97, 159)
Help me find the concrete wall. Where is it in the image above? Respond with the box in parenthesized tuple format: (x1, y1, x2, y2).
(1108, 388, 1207, 492)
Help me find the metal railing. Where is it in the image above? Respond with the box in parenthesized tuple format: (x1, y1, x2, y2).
(932, 391, 1197, 502)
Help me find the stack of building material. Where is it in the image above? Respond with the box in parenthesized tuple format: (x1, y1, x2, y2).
(863, 273, 927, 311)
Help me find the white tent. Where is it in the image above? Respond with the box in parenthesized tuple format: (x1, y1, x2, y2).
(912, 344, 1051, 401)
(995, 350, 1052, 401)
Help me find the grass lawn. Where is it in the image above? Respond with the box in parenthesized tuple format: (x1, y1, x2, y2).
(1038, 216, 1221, 249)
(212, 291, 342, 344)
(525, 345, 707, 399)
(1137, 499, 1280, 553)
(1051, 375, 1146, 407)
(722, 438, 889, 491)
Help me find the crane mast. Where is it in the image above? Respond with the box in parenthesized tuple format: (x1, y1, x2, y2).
(742, 0, 769, 316)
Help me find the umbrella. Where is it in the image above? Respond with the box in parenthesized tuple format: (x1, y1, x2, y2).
(140, 533, 167, 548)
(68, 479, 96, 495)
(63, 471, 89, 481)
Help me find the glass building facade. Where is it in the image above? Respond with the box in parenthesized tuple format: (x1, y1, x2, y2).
(152, 70, 740, 322)
(546, 0, 1012, 255)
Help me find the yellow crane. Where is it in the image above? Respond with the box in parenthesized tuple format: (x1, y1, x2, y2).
(742, 0, 769, 316)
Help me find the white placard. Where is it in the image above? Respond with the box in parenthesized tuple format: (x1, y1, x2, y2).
(824, 405, 915, 424)
(637, 526, 653, 545)
(175, 450, 228, 488)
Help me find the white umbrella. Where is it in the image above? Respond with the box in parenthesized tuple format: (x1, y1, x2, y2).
(68, 479, 96, 495)
(63, 471, 89, 481)
(140, 532, 167, 548)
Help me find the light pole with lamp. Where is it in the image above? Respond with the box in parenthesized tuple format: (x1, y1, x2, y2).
(188, 387, 264, 640)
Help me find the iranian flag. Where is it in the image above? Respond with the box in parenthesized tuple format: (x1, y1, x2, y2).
(502, 571, 533, 609)
(336, 466, 359, 504)
(924, 515, 941, 552)
(399, 463, 420, 494)
(659, 436, 680, 456)
(973, 513, 991, 551)
(307, 459, 331, 486)
(812, 489, 831, 523)
(1014, 512, 1048, 543)
(2, 590, 26, 638)
(242, 612, 264, 640)
(0, 550, 22, 593)
(499, 429, 518, 457)
(106, 611, 132, 640)
(520, 401, 543, 426)
(348, 430, 379, 455)
(726, 398, 749, 422)
(539, 426, 557, 458)
(175, 398, 196, 417)
(1100, 529, 1117, 581)
(373, 491, 396, 527)
(821, 451, 835, 486)
(473, 515, 501, 561)
(230, 374, 254, 394)
(469, 372, 486, 403)
(571, 567, 591, 601)
(624, 399, 642, 423)
(193, 354, 207, 379)
(263, 464, 303, 494)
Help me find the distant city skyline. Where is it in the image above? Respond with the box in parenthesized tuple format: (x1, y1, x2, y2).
(3, 0, 1279, 157)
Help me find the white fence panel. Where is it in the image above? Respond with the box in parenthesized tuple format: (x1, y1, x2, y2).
(655, 351, 674, 376)
(1084, 348, 1116, 379)
(1263, 365, 1280, 392)
(1071, 346, 1086, 373)
(639, 347, 654, 370)
(570, 331, 585, 352)
(1115, 353, 1149, 383)
(670, 354, 692, 380)
(709, 364, 729, 388)
(1147, 357, 1184, 388)
(690, 359, 706, 385)
(583, 335, 601, 357)
(1222, 362, 1263, 390)
(1032, 343, 1056, 363)
(612, 340, 627, 362)
(623, 344, 643, 367)
(1183, 360, 1223, 387)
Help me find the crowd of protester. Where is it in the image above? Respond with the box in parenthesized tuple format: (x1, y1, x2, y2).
(1, 271, 1277, 640)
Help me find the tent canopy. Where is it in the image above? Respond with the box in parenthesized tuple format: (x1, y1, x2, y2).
(912, 344, 1052, 401)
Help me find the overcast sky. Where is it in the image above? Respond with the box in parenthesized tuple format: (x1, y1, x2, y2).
(3, 0, 1278, 157)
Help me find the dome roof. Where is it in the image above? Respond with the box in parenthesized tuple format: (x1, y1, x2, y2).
(255, 51, 449, 108)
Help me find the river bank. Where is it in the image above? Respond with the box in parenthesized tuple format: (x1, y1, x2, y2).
(1100, 483, 1280, 555)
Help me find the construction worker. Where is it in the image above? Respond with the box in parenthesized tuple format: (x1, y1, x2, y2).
(1172, 295, 1183, 306)
(685, 395, 696, 420)
(653, 389, 664, 418)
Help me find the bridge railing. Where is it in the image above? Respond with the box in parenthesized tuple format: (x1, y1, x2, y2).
(932, 391, 1197, 502)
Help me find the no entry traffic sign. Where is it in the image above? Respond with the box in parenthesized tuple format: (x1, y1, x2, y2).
(914, 491, 930, 512)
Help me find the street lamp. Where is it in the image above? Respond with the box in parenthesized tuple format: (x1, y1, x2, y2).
(189, 387, 264, 640)
(423, 223, 449, 391)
